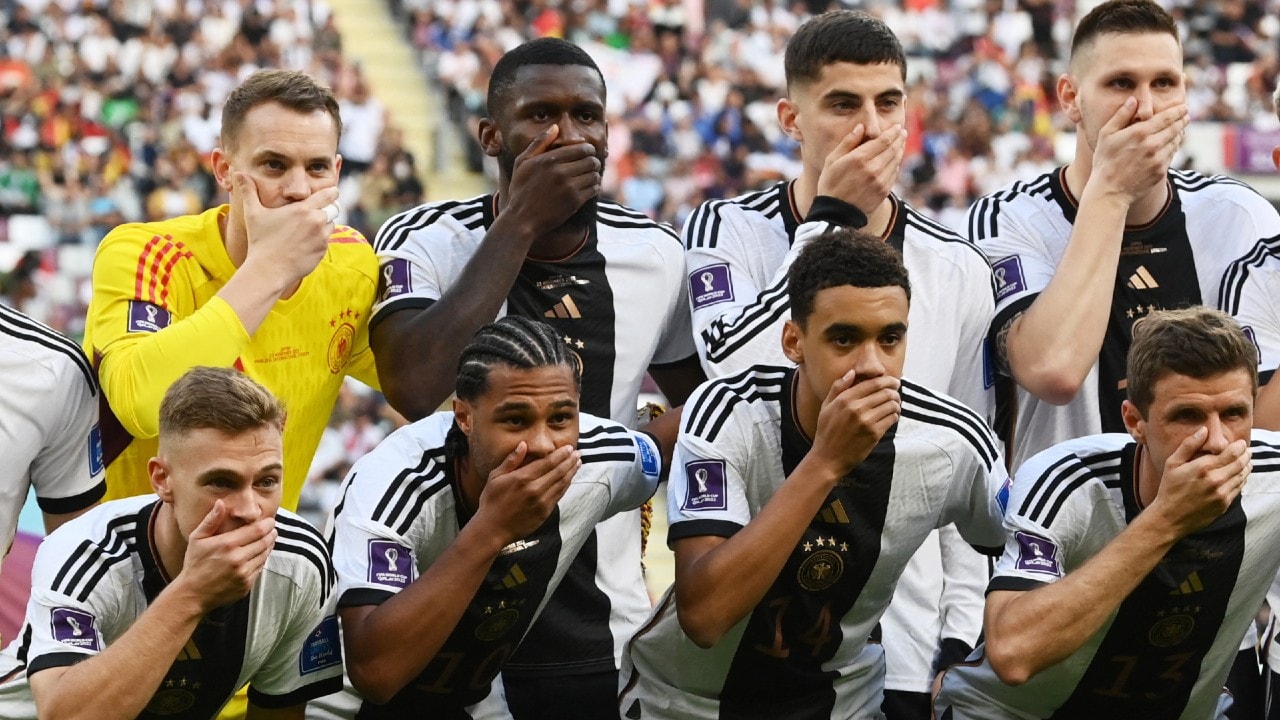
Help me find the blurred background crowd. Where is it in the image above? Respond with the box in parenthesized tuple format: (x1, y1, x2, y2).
(2, 0, 1280, 518)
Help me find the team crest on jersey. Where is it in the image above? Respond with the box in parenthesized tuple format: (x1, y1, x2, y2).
(327, 309, 357, 374)
(127, 300, 172, 333)
(682, 459, 727, 511)
(991, 256, 1025, 302)
(378, 258, 413, 303)
(146, 686, 196, 715)
(51, 607, 99, 650)
(1014, 531, 1061, 577)
(368, 539, 413, 588)
(300, 616, 343, 674)
(476, 607, 521, 642)
(797, 538, 845, 592)
(88, 423, 104, 476)
(689, 264, 734, 309)
(1149, 612, 1196, 648)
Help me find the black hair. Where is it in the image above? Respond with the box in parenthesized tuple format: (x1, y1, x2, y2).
(785, 10, 906, 89)
(486, 37, 605, 118)
(787, 229, 911, 327)
(1071, 0, 1178, 61)
(446, 316, 582, 457)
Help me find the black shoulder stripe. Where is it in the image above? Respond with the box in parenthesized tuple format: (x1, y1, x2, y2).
(1019, 450, 1123, 526)
(275, 520, 336, 598)
(51, 515, 139, 600)
(1218, 235, 1280, 315)
(968, 174, 1053, 242)
(900, 381, 998, 466)
(683, 187, 779, 250)
(0, 307, 96, 395)
(685, 368, 788, 443)
(369, 448, 454, 535)
(374, 198, 488, 253)
(369, 448, 437, 521)
(702, 280, 791, 363)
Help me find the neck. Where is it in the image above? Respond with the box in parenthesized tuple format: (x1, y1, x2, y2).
(1136, 444, 1161, 508)
(153, 502, 187, 581)
(456, 455, 484, 516)
(793, 368, 822, 443)
(1064, 153, 1169, 227)
(792, 174, 895, 237)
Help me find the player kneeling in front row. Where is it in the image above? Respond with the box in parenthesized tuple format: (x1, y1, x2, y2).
(619, 229, 1008, 719)
(0, 366, 342, 720)
(308, 315, 678, 719)
(937, 306, 1279, 719)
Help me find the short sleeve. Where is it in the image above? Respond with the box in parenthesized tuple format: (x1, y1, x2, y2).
(30, 351, 106, 515)
(601, 431, 663, 517)
(370, 217, 458, 324)
(665, 384, 755, 543)
(246, 577, 343, 707)
(22, 538, 117, 676)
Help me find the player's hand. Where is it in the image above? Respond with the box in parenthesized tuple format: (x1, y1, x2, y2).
(814, 124, 906, 216)
(1089, 99, 1188, 206)
(175, 500, 277, 612)
(809, 369, 901, 478)
(503, 126, 602, 237)
(475, 442, 580, 545)
(236, 172, 338, 291)
(1148, 427, 1250, 537)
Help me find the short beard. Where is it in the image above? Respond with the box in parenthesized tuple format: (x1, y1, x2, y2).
(499, 148, 603, 236)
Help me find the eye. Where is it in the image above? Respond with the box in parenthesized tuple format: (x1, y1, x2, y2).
(880, 333, 903, 347)
(1109, 78, 1134, 90)
(255, 476, 280, 489)
(309, 162, 330, 173)
(878, 98, 901, 111)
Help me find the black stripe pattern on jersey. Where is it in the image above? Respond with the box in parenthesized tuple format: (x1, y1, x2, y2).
(967, 174, 1053, 243)
(717, 368, 897, 719)
(684, 367, 789, 443)
(357, 506, 565, 718)
(682, 185, 779, 251)
(598, 202, 680, 242)
(1052, 483, 1246, 718)
(899, 380, 999, 471)
(1045, 170, 1202, 434)
(368, 447, 451, 538)
(49, 509, 142, 602)
(1017, 449, 1125, 528)
(373, 197, 488, 254)
(1218, 234, 1280, 319)
(576, 423, 638, 465)
(0, 304, 96, 395)
(275, 514, 336, 600)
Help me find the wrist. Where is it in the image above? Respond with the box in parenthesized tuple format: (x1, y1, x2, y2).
(156, 576, 213, 623)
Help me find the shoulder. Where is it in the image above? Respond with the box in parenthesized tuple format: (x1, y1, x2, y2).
(577, 413, 644, 466)
(683, 183, 785, 251)
(966, 171, 1057, 242)
(317, 224, 377, 281)
(339, 413, 455, 528)
(898, 379, 999, 470)
(0, 304, 96, 398)
(1010, 434, 1130, 525)
(682, 365, 790, 443)
(267, 509, 335, 599)
(597, 201, 680, 244)
(34, 497, 152, 598)
(373, 196, 490, 255)
(899, 201, 992, 271)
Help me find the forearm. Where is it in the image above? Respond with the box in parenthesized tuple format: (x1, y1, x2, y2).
(213, 258, 291, 337)
(343, 521, 507, 703)
(675, 455, 839, 647)
(33, 584, 205, 720)
(98, 297, 249, 437)
(985, 513, 1179, 684)
(1006, 189, 1129, 404)
(375, 217, 536, 419)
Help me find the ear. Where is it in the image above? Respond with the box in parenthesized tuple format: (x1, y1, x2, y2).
(149, 457, 174, 501)
(781, 318, 804, 364)
(1272, 145, 1280, 173)
(1057, 73, 1082, 125)
(1121, 400, 1146, 444)
(453, 397, 474, 436)
(478, 118, 503, 158)
(210, 147, 232, 193)
(777, 97, 801, 142)
(334, 153, 344, 178)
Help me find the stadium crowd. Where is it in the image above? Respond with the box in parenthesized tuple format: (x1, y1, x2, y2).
(5, 0, 1280, 719)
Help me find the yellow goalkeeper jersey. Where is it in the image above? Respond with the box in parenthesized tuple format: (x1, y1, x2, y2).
(83, 205, 380, 511)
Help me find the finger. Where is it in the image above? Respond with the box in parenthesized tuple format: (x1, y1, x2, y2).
(497, 442, 529, 476)
(1101, 96, 1138, 136)
(233, 173, 263, 211)
(520, 125, 561, 159)
(303, 185, 341, 210)
(1168, 426, 1208, 466)
(826, 368, 858, 405)
(830, 124, 867, 159)
(190, 500, 226, 540)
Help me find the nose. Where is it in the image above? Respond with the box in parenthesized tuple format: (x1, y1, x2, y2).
(1133, 86, 1155, 121)
(225, 486, 264, 525)
(862, 110, 882, 140)
(281, 167, 310, 202)
(554, 112, 586, 145)
(1201, 415, 1229, 454)
(524, 422, 558, 459)
(852, 342, 887, 381)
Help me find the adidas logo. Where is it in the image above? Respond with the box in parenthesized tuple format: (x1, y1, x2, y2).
(1169, 571, 1204, 596)
(819, 500, 850, 524)
(494, 563, 528, 590)
(1127, 266, 1159, 290)
(544, 294, 582, 319)
(176, 638, 202, 661)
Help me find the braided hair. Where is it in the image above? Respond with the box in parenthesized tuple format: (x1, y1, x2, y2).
(446, 316, 582, 458)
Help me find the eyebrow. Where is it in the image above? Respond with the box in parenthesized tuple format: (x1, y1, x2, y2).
(252, 149, 333, 165)
(823, 321, 907, 336)
(196, 463, 283, 482)
(822, 89, 905, 103)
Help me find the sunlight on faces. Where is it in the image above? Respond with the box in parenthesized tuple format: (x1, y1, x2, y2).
(782, 284, 909, 403)
(778, 62, 906, 177)
(1121, 369, 1254, 484)
(1061, 32, 1185, 153)
(211, 102, 342, 209)
(454, 364, 582, 482)
(150, 425, 285, 540)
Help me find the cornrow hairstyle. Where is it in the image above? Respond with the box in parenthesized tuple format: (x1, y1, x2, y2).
(446, 316, 583, 458)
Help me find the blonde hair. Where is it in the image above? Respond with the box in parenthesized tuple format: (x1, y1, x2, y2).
(159, 367, 285, 437)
